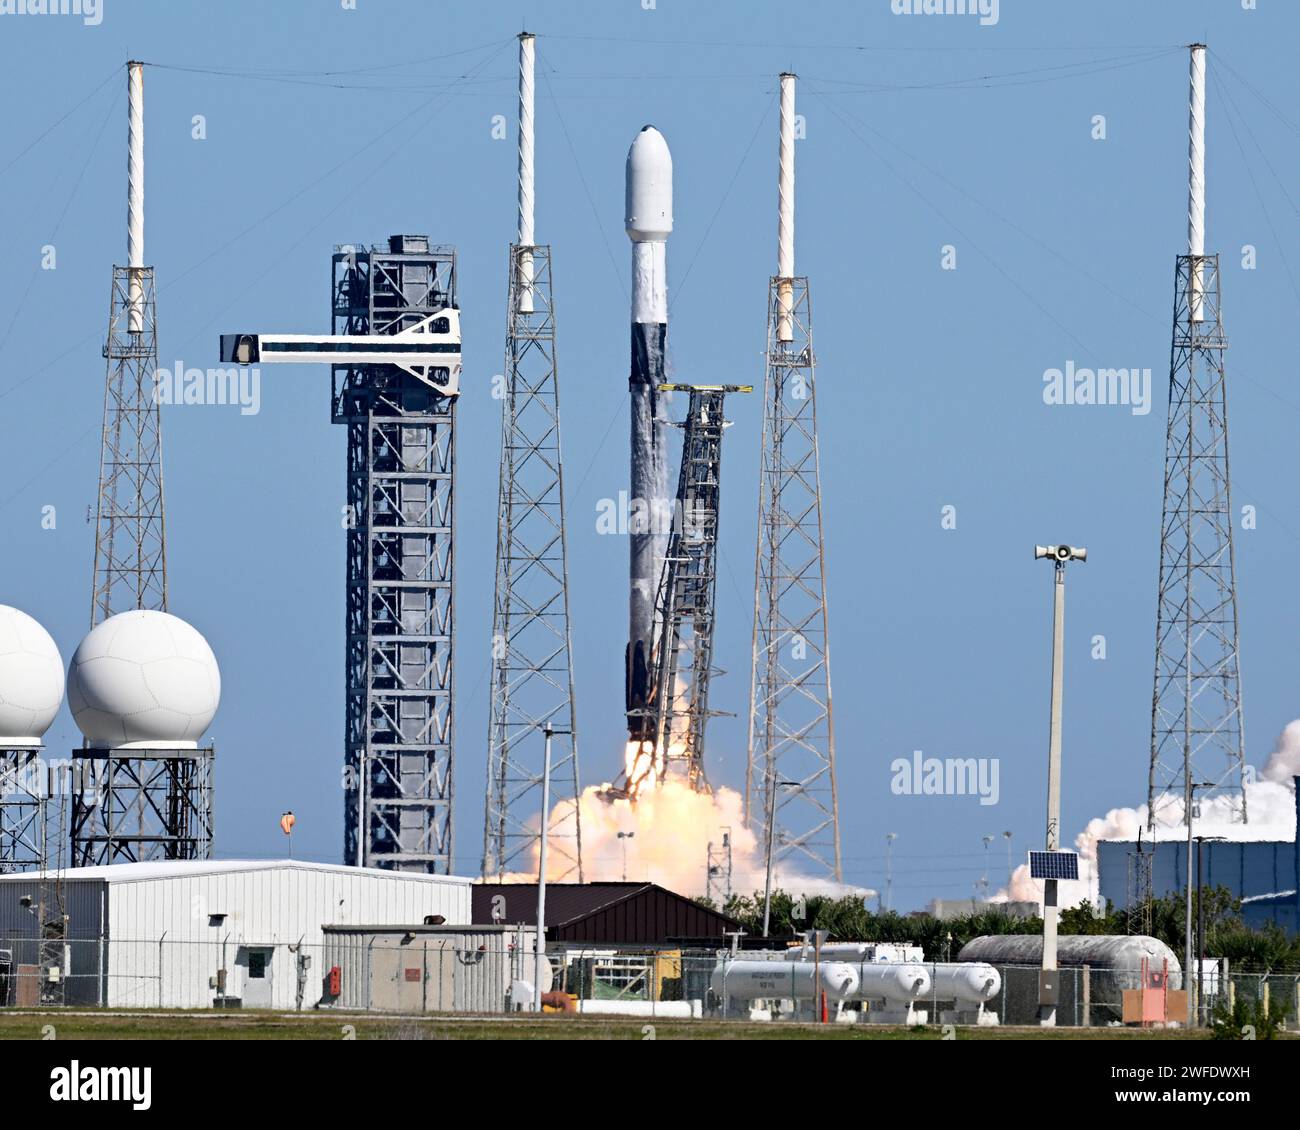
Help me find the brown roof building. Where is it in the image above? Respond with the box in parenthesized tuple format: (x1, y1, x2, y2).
(472, 882, 739, 945)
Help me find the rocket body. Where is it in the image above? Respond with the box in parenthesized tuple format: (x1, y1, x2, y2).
(625, 126, 673, 740)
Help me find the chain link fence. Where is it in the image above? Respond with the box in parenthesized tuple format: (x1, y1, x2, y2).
(1, 937, 1296, 1029)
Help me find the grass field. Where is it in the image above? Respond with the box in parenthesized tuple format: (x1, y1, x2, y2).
(0, 1009, 1273, 1040)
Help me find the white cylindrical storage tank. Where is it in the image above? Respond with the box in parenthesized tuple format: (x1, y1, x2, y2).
(790, 942, 870, 961)
(68, 609, 220, 749)
(931, 962, 1002, 1003)
(711, 960, 859, 1002)
(957, 934, 1181, 990)
(855, 963, 932, 1003)
(0, 605, 65, 746)
(577, 1000, 701, 1019)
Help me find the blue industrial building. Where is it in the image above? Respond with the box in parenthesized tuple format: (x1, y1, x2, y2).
(1097, 778, 1299, 936)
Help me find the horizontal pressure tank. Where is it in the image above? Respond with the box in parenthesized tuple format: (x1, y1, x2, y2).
(854, 963, 932, 1003)
(790, 942, 925, 964)
(711, 960, 860, 1002)
(956, 935, 1182, 990)
(930, 962, 1001, 1003)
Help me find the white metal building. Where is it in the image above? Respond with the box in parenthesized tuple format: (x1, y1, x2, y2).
(0, 860, 471, 1009)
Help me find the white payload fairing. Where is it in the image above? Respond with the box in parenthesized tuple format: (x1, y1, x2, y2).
(624, 125, 673, 742)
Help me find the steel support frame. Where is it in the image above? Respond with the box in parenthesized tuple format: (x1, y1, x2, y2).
(69, 747, 214, 864)
(0, 749, 44, 873)
(482, 244, 583, 881)
(334, 243, 456, 872)
(746, 276, 842, 882)
(1148, 254, 1247, 828)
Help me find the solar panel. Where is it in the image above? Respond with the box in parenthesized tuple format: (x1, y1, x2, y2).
(1029, 850, 1079, 880)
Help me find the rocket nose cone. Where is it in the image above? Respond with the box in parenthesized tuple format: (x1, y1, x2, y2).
(625, 126, 673, 241)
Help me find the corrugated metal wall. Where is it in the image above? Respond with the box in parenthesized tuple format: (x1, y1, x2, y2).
(104, 867, 471, 1009)
(1, 864, 472, 1009)
(323, 927, 541, 1013)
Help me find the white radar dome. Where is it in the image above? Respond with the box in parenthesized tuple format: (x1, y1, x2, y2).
(0, 605, 65, 747)
(68, 609, 220, 749)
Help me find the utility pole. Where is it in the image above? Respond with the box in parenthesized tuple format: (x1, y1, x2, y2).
(534, 721, 554, 1012)
(617, 831, 634, 883)
(885, 832, 896, 912)
(1035, 543, 1086, 1026)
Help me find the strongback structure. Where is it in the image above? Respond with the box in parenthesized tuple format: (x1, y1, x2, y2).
(1148, 45, 1247, 829)
(745, 73, 842, 882)
(639, 385, 746, 794)
(335, 237, 458, 872)
(75, 62, 213, 866)
(482, 33, 584, 882)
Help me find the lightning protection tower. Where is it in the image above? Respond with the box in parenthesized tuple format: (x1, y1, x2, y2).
(482, 33, 584, 882)
(745, 73, 842, 882)
(90, 60, 167, 624)
(1148, 44, 1247, 829)
(73, 63, 213, 867)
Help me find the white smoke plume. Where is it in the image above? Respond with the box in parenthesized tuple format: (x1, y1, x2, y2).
(997, 722, 1300, 911)
(499, 775, 861, 901)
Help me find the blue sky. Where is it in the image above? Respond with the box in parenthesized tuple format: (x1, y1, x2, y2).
(2, 0, 1298, 910)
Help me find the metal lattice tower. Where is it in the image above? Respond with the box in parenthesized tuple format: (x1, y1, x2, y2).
(745, 73, 842, 883)
(0, 750, 44, 872)
(91, 267, 167, 623)
(335, 237, 457, 872)
(91, 63, 167, 625)
(1148, 253, 1246, 827)
(745, 281, 841, 881)
(482, 33, 583, 882)
(635, 385, 744, 794)
(482, 246, 582, 880)
(1148, 45, 1247, 829)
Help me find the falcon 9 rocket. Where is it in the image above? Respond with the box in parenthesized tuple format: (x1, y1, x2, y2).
(624, 125, 673, 745)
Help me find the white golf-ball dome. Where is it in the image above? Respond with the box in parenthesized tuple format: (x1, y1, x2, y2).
(0, 605, 64, 746)
(68, 610, 220, 749)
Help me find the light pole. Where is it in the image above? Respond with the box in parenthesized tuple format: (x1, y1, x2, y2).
(761, 778, 797, 936)
(1003, 830, 1014, 891)
(1034, 542, 1086, 1027)
(1182, 781, 1216, 1025)
(981, 834, 994, 900)
(885, 832, 897, 912)
(1194, 832, 1225, 1025)
(617, 830, 634, 882)
(535, 722, 559, 1013)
